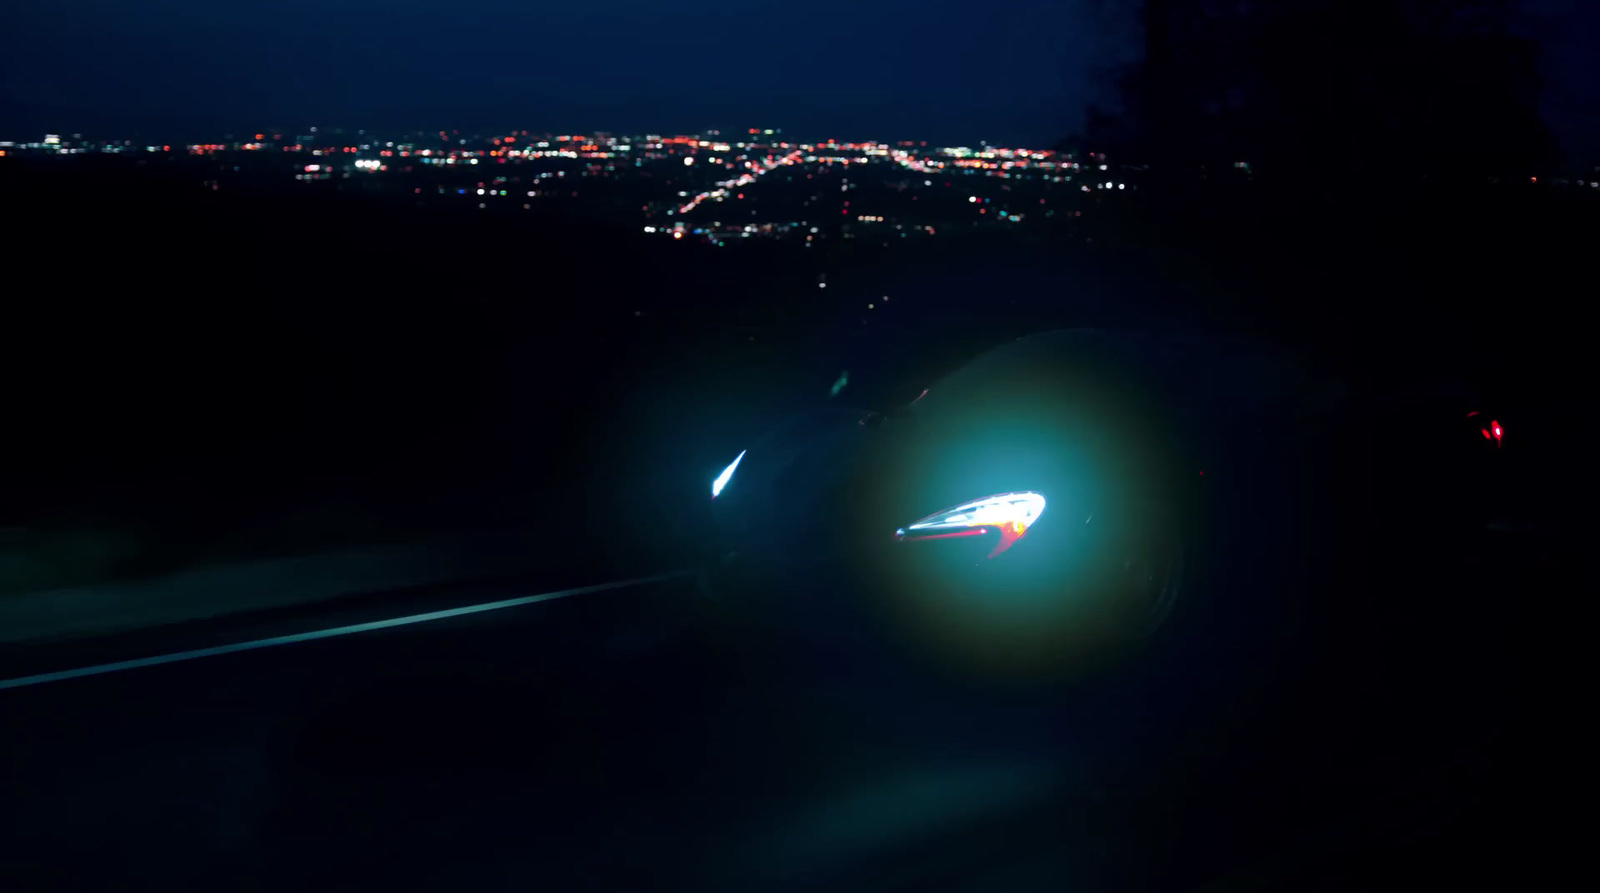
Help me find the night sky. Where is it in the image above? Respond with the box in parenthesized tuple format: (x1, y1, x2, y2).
(2, 1, 1595, 161)
(0, 0, 1138, 148)
(1528, 0, 1600, 167)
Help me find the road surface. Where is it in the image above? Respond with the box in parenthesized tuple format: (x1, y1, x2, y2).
(0, 526, 1571, 893)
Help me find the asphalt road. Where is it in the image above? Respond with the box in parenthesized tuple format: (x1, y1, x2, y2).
(0, 523, 1572, 893)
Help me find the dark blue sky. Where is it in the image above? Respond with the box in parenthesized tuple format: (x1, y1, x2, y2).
(0, 0, 1137, 147)
(1527, 0, 1600, 168)
(2, 1, 1595, 162)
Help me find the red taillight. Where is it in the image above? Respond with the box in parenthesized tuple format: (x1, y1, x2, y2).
(1471, 411, 1502, 445)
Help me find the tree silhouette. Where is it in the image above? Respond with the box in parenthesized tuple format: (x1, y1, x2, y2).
(1074, 0, 1560, 185)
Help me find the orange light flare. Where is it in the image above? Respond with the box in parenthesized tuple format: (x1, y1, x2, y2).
(988, 519, 1030, 558)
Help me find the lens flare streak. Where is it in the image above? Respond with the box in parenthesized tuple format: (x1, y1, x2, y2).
(896, 492, 1046, 558)
(711, 450, 746, 498)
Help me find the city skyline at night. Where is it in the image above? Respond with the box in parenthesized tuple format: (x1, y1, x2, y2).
(0, 125, 1148, 249)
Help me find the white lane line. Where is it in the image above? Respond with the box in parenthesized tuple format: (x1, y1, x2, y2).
(0, 569, 694, 692)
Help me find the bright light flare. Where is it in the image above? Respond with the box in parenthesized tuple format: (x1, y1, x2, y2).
(711, 450, 746, 498)
(898, 492, 1046, 558)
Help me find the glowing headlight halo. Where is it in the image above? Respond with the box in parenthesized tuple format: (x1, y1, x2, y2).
(711, 450, 746, 498)
(896, 491, 1047, 558)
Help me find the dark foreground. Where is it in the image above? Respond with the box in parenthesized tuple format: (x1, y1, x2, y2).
(0, 518, 1576, 893)
(1, 154, 1591, 892)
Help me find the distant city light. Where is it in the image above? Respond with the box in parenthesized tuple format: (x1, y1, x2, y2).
(9, 127, 1207, 247)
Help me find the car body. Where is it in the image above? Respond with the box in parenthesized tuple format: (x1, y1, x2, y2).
(700, 327, 1507, 662)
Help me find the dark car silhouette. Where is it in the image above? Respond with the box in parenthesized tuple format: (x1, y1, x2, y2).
(699, 327, 1507, 665)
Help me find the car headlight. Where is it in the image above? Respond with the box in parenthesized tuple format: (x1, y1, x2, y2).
(711, 450, 746, 498)
(895, 491, 1047, 558)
